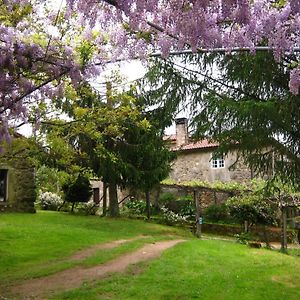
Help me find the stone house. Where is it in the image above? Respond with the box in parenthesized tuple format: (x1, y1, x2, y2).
(0, 138, 36, 213)
(165, 118, 252, 183)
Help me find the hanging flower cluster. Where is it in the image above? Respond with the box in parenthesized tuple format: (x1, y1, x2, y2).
(66, 0, 300, 93)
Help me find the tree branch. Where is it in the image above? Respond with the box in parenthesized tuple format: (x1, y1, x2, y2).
(171, 60, 264, 102)
(0, 69, 69, 114)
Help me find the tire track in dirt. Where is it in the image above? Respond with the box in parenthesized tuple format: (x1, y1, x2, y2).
(8, 239, 185, 299)
(69, 235, 148, 261)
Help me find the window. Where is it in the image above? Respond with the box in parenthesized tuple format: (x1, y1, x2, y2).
(211, 156, 225, 169)
(0, 169, 7, 202)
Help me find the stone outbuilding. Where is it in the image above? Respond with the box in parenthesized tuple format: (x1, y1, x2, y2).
(0, 138, 36, 213)
(165, 118, 252, 183)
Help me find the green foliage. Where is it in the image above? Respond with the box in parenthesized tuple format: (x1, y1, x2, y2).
(77, 39, 96, 67)
(141, 52, 300, 187)
(0, 2, 32, 26)
(161, 179, 250, 192)
(62, 173, 92, 204)
(204, 203, 230, 223)
(234, 232, 255, 244)
(124, 199, 147, 215)
(158, 194, 195, 220)
(76, 200, 99, 215)
(159, 192, 176, 203)
(178, 200, 195, 220)
(35, 165, 66, 195)
(227, 194, 277, 227)
(39, 79, 173, 217)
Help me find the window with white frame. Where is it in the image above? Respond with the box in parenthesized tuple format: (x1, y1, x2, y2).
(211, 156, 225, 169)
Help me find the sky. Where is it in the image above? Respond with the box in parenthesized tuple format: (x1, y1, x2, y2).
(18, 0, 185, 137)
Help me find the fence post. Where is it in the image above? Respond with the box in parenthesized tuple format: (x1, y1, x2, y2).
(194, 190, 202, 238)
(280, 206, 288, 252)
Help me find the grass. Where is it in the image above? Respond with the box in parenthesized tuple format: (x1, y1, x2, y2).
(1, 211, 300, 300)
(0, 211, 187, 285)
(55, 239, 300, 300)
(81, 235, 178, 268)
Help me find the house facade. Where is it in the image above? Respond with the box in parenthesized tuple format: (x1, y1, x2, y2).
(166, 118, 252, 183)
(0, 138, 36, 213)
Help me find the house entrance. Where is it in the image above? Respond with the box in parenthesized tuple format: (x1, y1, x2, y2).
(0, 169, 7, 202)
(93, 188, 100, 204)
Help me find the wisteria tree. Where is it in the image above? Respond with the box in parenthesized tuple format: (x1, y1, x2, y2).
(1, 0, 300, 142)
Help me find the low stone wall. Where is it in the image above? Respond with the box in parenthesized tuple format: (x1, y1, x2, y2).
(159, 184, 234, 208)
(201, 223, 298, 243)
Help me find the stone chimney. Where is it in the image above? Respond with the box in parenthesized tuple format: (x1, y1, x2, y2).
(175, 118, 188, 147)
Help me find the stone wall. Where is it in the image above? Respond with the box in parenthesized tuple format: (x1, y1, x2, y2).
(0, 141, 36, 213)
(200, 223, 298, 243)
(169, 148, 252, 183)
(158, 184, 234, 209)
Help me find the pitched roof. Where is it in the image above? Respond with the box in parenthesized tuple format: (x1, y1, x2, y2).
(163, 134, 176, 141)
(172, 139, 219, 151)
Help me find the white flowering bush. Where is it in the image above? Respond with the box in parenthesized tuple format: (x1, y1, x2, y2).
(39, 191, 63, 211)
(77, 200, 99, 215)
(161, 206, 187, 226)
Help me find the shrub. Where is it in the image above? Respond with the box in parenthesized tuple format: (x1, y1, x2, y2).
(62, 173, 92, 211)
(234, 232, 255, 245)
(160, 206, 187, 226)
(227, 194, 277, 227)
(204, 203, 230, 222)
(178, 198, 195, 220)
(159, 192, 176, 204)
(77, 200, 99, 215)
(38, 191, 63, 211)
(158, 194, 195, 220)
(124, 199, 147, 215)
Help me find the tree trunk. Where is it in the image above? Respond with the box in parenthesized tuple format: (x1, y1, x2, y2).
(263, 225, 270, 248)
(58, 200, 66, 211)
(244, 220, 249, 233)
(102, 182, 107, 216)
(109, 181, 119, 217)
(146, 190, 151, 220)
(71, 202, 75, 213)
(154, 185, 161, 213)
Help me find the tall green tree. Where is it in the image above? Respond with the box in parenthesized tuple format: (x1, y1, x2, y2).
(119, 117, 175, 218)
(38, 80, 173, 217)
(138, 52, 300, 187)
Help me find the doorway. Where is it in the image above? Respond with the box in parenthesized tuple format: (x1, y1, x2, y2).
(0, 169, 8, 202)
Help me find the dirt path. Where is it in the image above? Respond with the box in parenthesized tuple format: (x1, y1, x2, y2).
(69, 235, 147, 261)
(268, 242, 300, 250)
(8, 239, 185, 299)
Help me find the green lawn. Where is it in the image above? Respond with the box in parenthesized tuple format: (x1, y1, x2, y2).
(1, 211, 300, 300)
(55, 240, 300, 300)
(0, 211, 186, 285)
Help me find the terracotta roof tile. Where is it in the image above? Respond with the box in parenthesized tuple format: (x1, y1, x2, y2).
(163, 134, 176, 141)
(172, 139, 219, 151)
